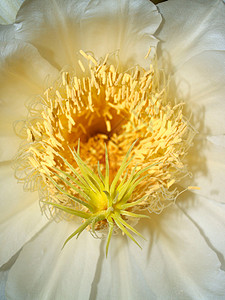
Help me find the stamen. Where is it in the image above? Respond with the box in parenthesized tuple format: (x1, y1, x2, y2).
(14, 50, 196, 254)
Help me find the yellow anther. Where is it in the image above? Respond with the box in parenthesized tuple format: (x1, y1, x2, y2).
(78, 60, 85, 73)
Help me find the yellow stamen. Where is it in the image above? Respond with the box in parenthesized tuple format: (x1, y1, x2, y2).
(14, 50, 196, 254)
(188, 186, 201, 190)
(78, 60, 85, 73)
(144, 47, 152, 59)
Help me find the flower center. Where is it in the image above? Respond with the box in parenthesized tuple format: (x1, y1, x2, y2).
(14, 51, 195, 254)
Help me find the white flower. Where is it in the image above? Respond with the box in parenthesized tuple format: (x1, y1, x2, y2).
(0, 0, 225, 299)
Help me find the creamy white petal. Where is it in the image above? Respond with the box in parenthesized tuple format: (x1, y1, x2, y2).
(180, 136, 225, 204)
(0, 24, 15, 41)
(15, 0, 89, 69)
(4, 186, 225, 299)
(15, 0, 161, 69)
(172, 51, 225, 136)
(0, 0, 24, 25)
(0, 39, 58, 161)
(157, 0, 225, 70)
(80, 0, 161, 69)
(90, 205, 225, 299)
(123, 205, 225, 300)
(177, 194, 225, 270)
(89, 235, 157, 300)
(207, 135, 225, 148)
(0, 39, 58, 115)
(0, 271, 8, 300)
(0, 163, 35, 223)
(0, 163, 48, 267)
(0, 201, 47, 268)
(6, 221, 101, 300)
(0, 136, 21, 162)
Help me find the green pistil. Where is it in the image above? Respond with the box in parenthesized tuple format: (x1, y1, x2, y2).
(43, 141, 153, 256)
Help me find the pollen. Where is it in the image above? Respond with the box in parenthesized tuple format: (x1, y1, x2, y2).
(14, 51, 195, 254)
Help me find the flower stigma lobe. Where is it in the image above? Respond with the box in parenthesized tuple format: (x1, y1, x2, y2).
(14, 50, 195, 254)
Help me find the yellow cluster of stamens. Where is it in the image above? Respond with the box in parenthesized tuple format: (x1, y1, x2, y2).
(14, 50, 195, 253)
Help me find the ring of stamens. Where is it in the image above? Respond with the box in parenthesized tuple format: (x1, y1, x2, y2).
(14, 50, 195, 253)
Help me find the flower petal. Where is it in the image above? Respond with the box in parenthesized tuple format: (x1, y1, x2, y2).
(177, 193, 225, 271)
(87, 204, 225, 299)
(6, 221, 101, 300)
(173, 51, 225, 136)
(0, 24, 15, 41)
(0, 271, 7, 300)
(181, 137, 225, 204)
(0, 39, 58, 117)
(0, 39, 58, 161)
(0, 163, 48, 267)
(0, 201, 47, 268)
(15, 0, 161, 69)
(157, 0, 225, 70)
(0, 0, 23, 25)
(15, 0, 89, 69)
(0, 136, 21, 162)
(207, 135, 225, 148)
(0, 163, 33, 222)
(89, 236, 157, 299)
(125, 205, 225, 299)
(80, 0, 161, 69)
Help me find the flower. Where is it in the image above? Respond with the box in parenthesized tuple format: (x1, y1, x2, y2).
(0, 0, 225, 299)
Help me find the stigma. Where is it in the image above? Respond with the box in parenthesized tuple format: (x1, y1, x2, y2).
(14, 50, 195, 254)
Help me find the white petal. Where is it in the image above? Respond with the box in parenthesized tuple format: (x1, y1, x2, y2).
(80, 0, 161, 69)
(125, 205, 225, 299)
(0, 271, 8, 300)
(173, 51, 225, 136)
(0, 39, 58, 155)
(157, 0, 225, 70)
(0, 201, 47, 268)
(89, 205, 225, 299)
(0, 0, 24, 24)
(6, 221, 101, 300)
(5, 205, 225, 299)
(15, 0, 89, 69)
(0, 136, 21, 163)
(89, 235, 157, 299)
(177, 194, 225, 270)
(207, 135, 225, 148)
(0, 163, 33, 222)
(0, 24, 15, 41)
(0, 163, 48, 267)
(0, 39, 58, 110)
(15, 0, 161, 69)
(180, 137, 225, 204)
